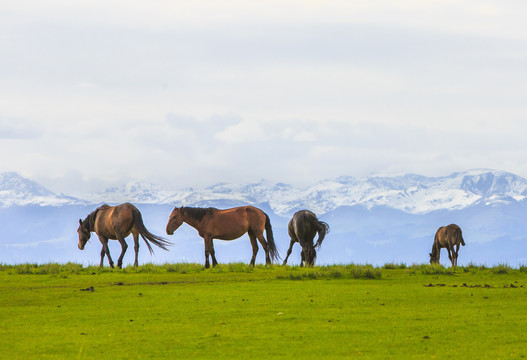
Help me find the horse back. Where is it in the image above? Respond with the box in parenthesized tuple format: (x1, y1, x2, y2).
(94, 203, 136, 239)
(207, 206, 266, 239)
(215, 205, 264, 222)
(436, 224, 463, 247)
(289, 210, 318, 243)
(444, 224, 464, 246)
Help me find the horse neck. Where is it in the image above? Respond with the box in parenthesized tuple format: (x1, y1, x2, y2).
(84, 211, 98, 231)
(181, 213, 204, 230)
(300, 239, 315, 250)
(431, 241, 439, 257)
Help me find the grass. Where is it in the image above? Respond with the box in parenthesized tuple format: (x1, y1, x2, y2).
(0, 263, 526, 359)
(491, 264, 512, 274)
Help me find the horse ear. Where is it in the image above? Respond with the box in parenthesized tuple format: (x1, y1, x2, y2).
(79, 219, 83, 226)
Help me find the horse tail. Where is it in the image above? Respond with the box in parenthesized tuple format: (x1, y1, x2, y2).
(264, 213, 280, 262)
(458, 228, 466, 246)
(314, 218, 330, 249)
(132, 208, 171, 254)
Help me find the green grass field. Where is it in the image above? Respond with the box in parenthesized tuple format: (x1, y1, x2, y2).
(1, 263, 526, 359)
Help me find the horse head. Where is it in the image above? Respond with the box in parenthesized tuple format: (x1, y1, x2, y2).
(77, 219, 91, 250)
(302, 244, 317, 267)
(166, 207, 184, 235)
(429, 252, 439, 264)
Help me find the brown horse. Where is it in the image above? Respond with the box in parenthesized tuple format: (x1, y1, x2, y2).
(166, 206, 279, 268)
(78, 203, 171, 268)
(429, 224, 466, 267)
(283, 210, 330, 267)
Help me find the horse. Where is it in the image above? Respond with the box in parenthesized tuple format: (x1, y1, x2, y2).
(429, 224, 466, 267)
(166, 205, 279, 268)
(77, 203, 171, 268)
(282, 210, 330, 267)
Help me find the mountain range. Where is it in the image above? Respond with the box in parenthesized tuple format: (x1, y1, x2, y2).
(1, 169, 527, 267)
(2, 169, 527, 215)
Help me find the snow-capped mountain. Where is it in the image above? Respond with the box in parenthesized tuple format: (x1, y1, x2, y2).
(0, 172, 82, 207)
(295, 169, 527, 215)
(93, 182, 173, 204)
(90, 169, 527, 216)
(2, 169, 526, 215)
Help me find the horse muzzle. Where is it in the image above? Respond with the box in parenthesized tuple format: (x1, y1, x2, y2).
(166, 222, 181, 235)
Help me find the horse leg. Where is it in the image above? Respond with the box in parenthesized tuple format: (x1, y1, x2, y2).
(255, 233, 271, 265)
(203, 237, 210, 269)
(248, 232, 259, 266)
(300, 250, 305, 267)
(132, 232, 140, 267)
(454, 243, 460, 267)
(446, 247, 454, 268)
(210, 239, 218, 267)
(99, 247, 106, 267)
(203, 236, 217, 268)
(116, 235, 128, 269)
(282, 239, 296, 266)
(98, 236, 114, 268)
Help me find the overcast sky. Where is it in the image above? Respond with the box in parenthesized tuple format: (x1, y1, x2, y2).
(1, 1, 527, 194)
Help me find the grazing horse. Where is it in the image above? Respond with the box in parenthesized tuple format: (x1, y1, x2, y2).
(166, 206, 279, 268)
(77, 203, 171, 268)
(429, 224, 466, 267)
(283, 210, 330, 267)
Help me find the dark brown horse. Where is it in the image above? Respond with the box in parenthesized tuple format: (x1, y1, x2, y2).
(429, 224, 466, 267)
(283, 210, 330, 267)
(78, 203, 171, 268)
(166, 206, 279, 268)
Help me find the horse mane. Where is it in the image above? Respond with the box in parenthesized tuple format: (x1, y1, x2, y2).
(83, 204, 111, 231)
(430, 241, 439, 258)
(181, 207, 217, 222)
(430, 227, 443, 259)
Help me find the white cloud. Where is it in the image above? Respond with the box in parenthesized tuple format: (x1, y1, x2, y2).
(215, 120, 266, 144)
(2, 1, 527, 191)
(73, 82, 98, 89)
(283, 129, 316, 142)
(0, 118, 43, 139)
(4, 236, 68, 249)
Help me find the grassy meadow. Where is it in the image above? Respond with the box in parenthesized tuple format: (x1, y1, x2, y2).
(1, 263, 526, 359)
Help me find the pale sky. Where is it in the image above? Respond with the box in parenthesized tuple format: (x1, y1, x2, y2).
(1, 1, 527, 194)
